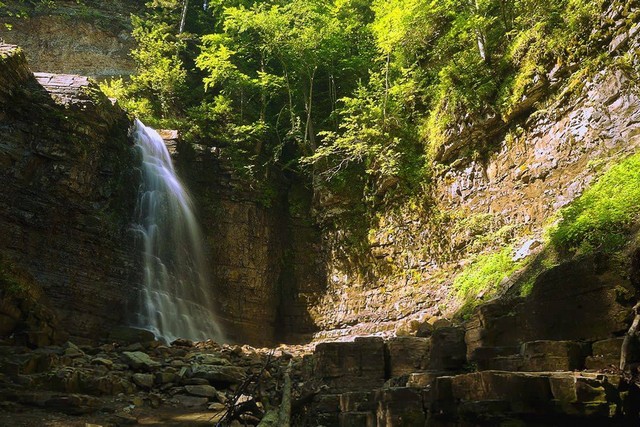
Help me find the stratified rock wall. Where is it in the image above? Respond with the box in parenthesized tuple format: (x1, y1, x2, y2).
(309, 2, 640, 339)
(0, 44, 140, 340)
(1, 0, 140, 77)
(173, 146, 326, 346)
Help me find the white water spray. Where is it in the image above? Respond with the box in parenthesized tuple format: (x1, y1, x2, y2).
(132, 119, 223, 343)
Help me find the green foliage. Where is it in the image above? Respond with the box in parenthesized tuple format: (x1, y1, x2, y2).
(550, 154, 640, 253)
(104, 0, 612, 262)
(453, 246, 519, 300)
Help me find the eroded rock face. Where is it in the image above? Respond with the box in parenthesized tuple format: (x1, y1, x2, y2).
(172, 145, 326, 346)
(0, 44, 140, 340)
(1, 0, 140, 78)
(465, 255, 635, 359)
(308, 5, 640, 339)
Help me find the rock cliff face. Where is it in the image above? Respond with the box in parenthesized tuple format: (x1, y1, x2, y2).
(306, 3, 640, 339)
(0, 44, 140, 340)
(1, 0, 140, 77)
(172, 146, 326, 346)
(0, 1, 638, 354)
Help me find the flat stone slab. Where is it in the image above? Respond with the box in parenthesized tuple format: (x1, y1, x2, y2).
(33, 72, 99, 108)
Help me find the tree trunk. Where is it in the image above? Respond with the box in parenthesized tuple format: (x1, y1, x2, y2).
(283, 68, 296, 139)
(383, 52, 390, 122)
(179, 0, 189, 34)
(304, 66, 317, 151)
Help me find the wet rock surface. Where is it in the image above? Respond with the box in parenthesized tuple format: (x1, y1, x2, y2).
(0, 307, 638, 426)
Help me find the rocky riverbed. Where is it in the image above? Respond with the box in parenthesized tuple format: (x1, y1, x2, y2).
(0, 328, 311, 426)
(1, 319, 638, 426)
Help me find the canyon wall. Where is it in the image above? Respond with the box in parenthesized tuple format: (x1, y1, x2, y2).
(172, 145, 326, 346)
(0, 45, 140, 340)
(304, 2, 640, 339)
(1, 0, 638, 349)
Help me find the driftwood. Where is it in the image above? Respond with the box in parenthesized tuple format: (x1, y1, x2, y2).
(278, 360, 293, 427)
(621, 302, 640, 372)
(215, 350, 274, 426)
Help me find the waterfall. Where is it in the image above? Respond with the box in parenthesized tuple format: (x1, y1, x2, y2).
(132, 119, 223, 343)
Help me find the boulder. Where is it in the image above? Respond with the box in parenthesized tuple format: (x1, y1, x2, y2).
(469, 346, 522, 371)
(585, 337, 624, 370)
(91, 357, 113, 368)
(430, 327, 466, 371)
(132, 373, 154, 389)
(521, 341, 588, 371)
(189, 364, 246, 384)
(185, 384, 217, 398)
(172, 394, 209, 407)
(374, 387, 426, 427)
(121, 351, 160, 371)
(188, 353, 231, 366)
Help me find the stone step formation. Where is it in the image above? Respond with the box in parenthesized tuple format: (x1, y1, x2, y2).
(0, 325, 637, 426)
(305, 333, 637, 426)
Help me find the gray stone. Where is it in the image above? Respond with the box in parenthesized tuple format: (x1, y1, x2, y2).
(189, 364, 246, 384)
(521, 340, 588, 371)
(374, 387, 426, 427)
(109, 327, 156, 345)
(121, 351, 161, 371)
(132, 373, 154, 389)
(172, 394, 209, 407)
(188, 353, 231, 366)
(430, 327, 466, 371)
(185, 384, 217, 398)
(386, 337, 431, 377)
(91, 357, 113, 368)
(208, 402, 226, 411)
(313, 337, 386, 393)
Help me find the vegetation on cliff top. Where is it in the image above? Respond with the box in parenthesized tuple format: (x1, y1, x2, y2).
(92, 0, 616, 310)
(99, 0, 604, 191)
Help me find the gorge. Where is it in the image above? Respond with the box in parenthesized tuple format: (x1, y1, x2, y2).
(1, 0, 640, 426)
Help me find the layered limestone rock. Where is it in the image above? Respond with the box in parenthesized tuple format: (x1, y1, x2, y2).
(305, 330, 639, 425)
(1, 0, 140, 77)
(0, 44, 140, 340)
(172, 144, 326, 346)
(307, 1, 640, 339)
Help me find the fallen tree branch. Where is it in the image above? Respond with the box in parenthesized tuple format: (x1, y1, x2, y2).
(278, 360, 293, 427)
(621, 302, 640, 372)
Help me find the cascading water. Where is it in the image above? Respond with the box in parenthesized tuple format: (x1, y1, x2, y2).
(132, 119, 223, 343)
